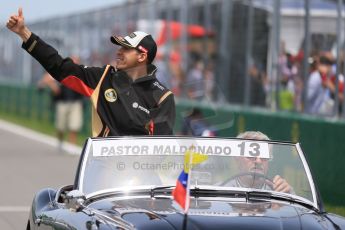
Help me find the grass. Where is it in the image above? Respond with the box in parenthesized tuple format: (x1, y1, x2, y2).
(1, 112, 345, 217)
(325, 204, 345, 217)
(0, 111, 88, 146)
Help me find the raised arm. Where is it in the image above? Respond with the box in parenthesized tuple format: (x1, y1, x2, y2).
(7, 7, 106, 97)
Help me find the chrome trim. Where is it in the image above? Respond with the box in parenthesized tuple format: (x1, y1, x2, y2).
(78, 138, 93, 192)
(77, 137, 317, 210)
(296, 142, 319, 210)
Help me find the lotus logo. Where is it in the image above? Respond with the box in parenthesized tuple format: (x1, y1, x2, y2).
(104, 88, 117, 102)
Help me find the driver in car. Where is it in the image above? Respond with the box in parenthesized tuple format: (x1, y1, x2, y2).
(225, 131, 293, 194)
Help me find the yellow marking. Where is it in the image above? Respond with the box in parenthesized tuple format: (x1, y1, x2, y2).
(291, 122, 300, 143)
(91, 65, 111, 137)
(104, 126, 110, 137)
(28, 40, 37, 52)
(237, 115, 245, 134)
(158, 91, 172, 105)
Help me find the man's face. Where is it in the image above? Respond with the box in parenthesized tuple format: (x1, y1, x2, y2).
(318, 63, 332, 75)
(238, 156, 269, 175)
(236, 156, 269, 188)
(116, 46, 144, 70)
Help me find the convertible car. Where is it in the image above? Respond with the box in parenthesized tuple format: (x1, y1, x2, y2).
(27, 136, 345, 229)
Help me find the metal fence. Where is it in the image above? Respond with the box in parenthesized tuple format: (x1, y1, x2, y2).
(1, 0, 345, 118)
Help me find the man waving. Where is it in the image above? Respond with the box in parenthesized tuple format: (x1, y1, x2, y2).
(7, 8, 176, 137)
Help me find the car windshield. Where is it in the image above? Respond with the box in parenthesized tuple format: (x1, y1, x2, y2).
(77, 137, 316, 207)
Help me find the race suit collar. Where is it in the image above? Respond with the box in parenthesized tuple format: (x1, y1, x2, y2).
(134, 64, 157, 83)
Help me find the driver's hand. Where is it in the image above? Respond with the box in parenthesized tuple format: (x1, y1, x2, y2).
(273, 175, 292, 193)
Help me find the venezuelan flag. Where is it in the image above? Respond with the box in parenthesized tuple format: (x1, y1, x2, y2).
(172, 148, 208, 212)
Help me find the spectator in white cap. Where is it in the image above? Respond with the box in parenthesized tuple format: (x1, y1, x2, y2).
(7, 8, 175, 137)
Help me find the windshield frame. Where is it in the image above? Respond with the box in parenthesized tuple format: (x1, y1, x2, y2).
(75, 136, 320, 211)
(296, 142, 319, 208)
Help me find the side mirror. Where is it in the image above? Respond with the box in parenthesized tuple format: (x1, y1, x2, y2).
(64, 190, 86, 212)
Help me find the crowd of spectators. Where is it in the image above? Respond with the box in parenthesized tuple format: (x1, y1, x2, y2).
(50, 37, 345, 119)
(278, 42, 344, 117)
(155, 49, 216, 102)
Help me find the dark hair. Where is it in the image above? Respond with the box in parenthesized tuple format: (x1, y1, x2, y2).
(319, 56, 334, 66)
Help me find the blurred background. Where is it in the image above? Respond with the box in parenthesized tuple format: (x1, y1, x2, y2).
(1, 0, 345, 217)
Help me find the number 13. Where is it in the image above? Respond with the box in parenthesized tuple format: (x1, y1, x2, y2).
(238, 142, 260, 156)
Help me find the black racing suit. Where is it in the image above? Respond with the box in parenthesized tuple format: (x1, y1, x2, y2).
(22, 33, 175, 137)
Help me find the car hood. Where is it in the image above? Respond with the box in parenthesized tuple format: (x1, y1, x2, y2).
(86, 196, 337, 230)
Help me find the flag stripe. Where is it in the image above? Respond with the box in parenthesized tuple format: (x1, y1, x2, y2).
(173, 171, 188, 209)
(178, 171, 188, 188)
(172, 180, 187, 209)
(172, 149, 209, 212)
